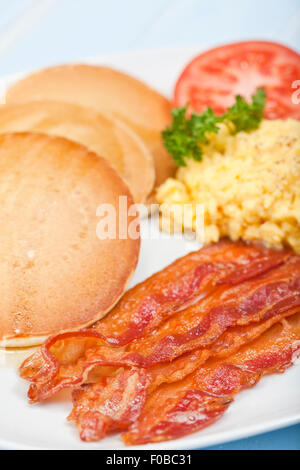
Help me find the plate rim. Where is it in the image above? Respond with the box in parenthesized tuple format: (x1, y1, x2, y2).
(1, 407, 299, 450)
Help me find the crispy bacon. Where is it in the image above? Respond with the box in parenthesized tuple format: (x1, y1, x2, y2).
(18, 241, 300, 445)
(21, 253, 299, 403)
(68, 369, 151, 441)
(123, 313, 300, 445)
(69, 309, 296, 441)
(124, 257, 300, 366)
(96, 241, 290, 344)
(148, 308, 299, 390)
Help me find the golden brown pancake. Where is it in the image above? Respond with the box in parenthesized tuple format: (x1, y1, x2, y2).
(0, 132, 140, 347)
(5, 65, 176, 194)
(0, 101, 155, 203)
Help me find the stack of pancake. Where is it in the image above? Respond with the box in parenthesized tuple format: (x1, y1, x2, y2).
(0, 64, 174, 347)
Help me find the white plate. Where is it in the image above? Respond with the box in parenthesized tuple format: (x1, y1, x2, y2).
(0, 48, 299, 450)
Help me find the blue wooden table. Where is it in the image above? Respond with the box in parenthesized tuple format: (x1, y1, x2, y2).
(0, 0, 299, 450)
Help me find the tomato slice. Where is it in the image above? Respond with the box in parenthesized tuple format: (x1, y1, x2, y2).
(174, 41, 300, 119)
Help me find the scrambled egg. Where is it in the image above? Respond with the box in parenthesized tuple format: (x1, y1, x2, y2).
(157, 119, 300, 253)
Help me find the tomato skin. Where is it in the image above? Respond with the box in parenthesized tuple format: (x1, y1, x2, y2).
(174, 41, 300, 120)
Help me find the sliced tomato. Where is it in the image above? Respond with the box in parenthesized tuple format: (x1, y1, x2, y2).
(174, 41, 300, 119)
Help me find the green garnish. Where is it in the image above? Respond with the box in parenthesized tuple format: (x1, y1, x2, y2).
(162, 88, 266, 167)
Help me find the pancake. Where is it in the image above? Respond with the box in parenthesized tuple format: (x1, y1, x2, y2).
(0, 101, 155, 203)
(0, 132, 140, 347)
(5, 65, 176, 194)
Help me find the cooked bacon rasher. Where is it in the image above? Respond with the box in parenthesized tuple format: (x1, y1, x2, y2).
(123, 313, 300, 445)
(21, 251, 299, 402)
(68, 311, 299, 441)
(95, 240, 291, 344)
(19, 241, 300, 444)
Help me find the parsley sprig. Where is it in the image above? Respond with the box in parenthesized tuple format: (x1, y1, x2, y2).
(163, 88, 266, 166)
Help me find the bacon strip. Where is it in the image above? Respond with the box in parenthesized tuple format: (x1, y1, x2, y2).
(21, 255, 300, 402)
(96, 241, 289, 345)
(122, 313, 300, 445)
(68, 309, 297, 441)
(124, 257, 300, 366)
(68, 368, 151, 442)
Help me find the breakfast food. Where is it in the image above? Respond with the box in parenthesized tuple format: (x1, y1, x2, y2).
(156, 41, 300, 253)
(124, 313, 300, 444)
(0, 132, 139, 347)
(0, 101, 155, 203)
(21, 240, 292, 392)
(173, 41, 300, 119)
(5, 65, 176, 195)
(158, 119, 300, 252)
(2, 39, 299, 448)
(19, 241, 300, 443)
(70, 311, 295, 442)
(160, 42, 300, 251)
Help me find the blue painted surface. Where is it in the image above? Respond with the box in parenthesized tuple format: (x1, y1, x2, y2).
(205, 423, 300, 451)
(0, 0, 299, 75)
(0, 0, 299, 450)
(0, 1, 34, 33)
